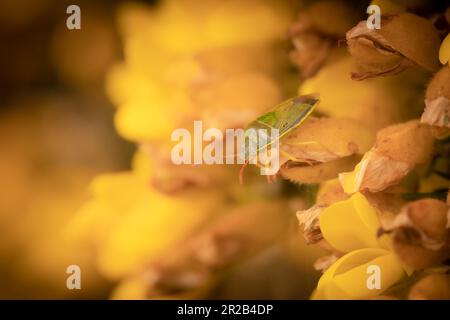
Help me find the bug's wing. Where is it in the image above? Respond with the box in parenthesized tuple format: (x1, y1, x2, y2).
(272, 95, 319, 138)
(239, 95, 319, 161)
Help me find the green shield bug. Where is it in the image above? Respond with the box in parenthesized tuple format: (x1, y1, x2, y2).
(238, 94, 319, 183)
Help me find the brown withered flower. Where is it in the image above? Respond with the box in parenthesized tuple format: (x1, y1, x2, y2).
(340, 120, 435, 193)
(421, 66, 450, 128)
(381, 198, 450, 270)
(289, 0, 361, 79)
(279, 116, 375, 185)
(346, 13, 441, 80)
(296, 204, 323, 245)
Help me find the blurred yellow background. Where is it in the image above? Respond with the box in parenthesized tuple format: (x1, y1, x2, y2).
(0, 0, 328, 299)
(0, 0, 133, 298)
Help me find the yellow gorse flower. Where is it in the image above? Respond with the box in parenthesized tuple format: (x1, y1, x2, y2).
(299, 57, 426, 131)
(67, 0, 448, 300)
(105, 0, 295, 143)
(68, 172, 224, 279)
(312, 192, 411, 299)
(71, 0, 297, 294)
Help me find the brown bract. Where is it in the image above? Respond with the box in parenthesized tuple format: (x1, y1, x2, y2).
(346, 13, 441, 80)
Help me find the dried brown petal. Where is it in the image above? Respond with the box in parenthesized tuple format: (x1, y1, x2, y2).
(346, 13, 441, 80)
(296, 205, 324, 244)
(340, 120, 435, 193)
(373, 120, 434, 165)
(392, 229, 449, 269)
(422, 66, 450, 128)
(280, 117, 375, 164)
(385, 199, 449, 248)
(426, 66, 450, 101)
(313, 254, 339, 273)
(363, 191, 406, 228)
(383, 199, 450, 269)
(421, 97, 450, 128)
(340, 150, 413, 193)
(281, 154, 361, 184)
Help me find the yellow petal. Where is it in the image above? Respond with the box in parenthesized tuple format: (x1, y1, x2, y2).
(111, 276, 149, 300)
(114, 101, 173, 142)
(314, 248, 407, 299)
(339, 154, 368, 194)
(319, 192, 389, 252)
(132, 149, 154, 182)
(69, 172, 223, 280)
(97, 187, 221, 279)
(299, 57, 427, 130)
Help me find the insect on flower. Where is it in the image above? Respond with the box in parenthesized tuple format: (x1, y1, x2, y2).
(238, 94, 319, 184)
